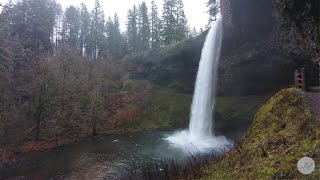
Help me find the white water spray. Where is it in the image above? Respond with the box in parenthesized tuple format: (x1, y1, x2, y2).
(165, 16, 231, 153)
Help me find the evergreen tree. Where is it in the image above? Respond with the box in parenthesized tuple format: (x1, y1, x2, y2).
(161, 0, 176, 45)
(62, 6, 80, 48)
(0, 1, 22, 74)
(53, 4, 62, 53)
(113, 13, 122, 59)
(89, 0, 105, 60)
(207, 0, 220, 23)
(137, 5, 143, 51)
(104, 14, 122, 59)
(150, 0, 161, 48)
(120, 32, 128, 56)
(79, 3, 91, 56)
(175, 0, 188, 42)
(97, 17, 108, 59)
(161, 0, 190, 45)
(199, 28, 204, 34)
(138, 1, 150, 51)
(126, 5, 138, 52)
(9, 0, 59, 54)
(106, 16, 114, 58)
(191, 26, 198, 38)
(0, 1, 13, 37)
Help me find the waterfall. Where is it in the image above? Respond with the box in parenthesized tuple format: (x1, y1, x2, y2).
(165, 16, 231, 153)
(189, 16, 222, 138)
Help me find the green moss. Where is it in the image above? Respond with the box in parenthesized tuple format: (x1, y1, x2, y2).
(215, 95, 270, 128)
(117, 91, 192, 133)
(112, 92, 269, 134)
(202, 88, 320, 179)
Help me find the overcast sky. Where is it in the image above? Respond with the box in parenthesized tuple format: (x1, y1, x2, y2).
(0, 0, 209, 32)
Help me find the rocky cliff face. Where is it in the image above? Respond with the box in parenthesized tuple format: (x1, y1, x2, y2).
(221, 0, 319, 60)
(217, 0, 293, 95)
(123, 0, 319, 96)
(273, 0, 320, 60)
(216, 0, 320, 95)
(221, 0, 276, 43)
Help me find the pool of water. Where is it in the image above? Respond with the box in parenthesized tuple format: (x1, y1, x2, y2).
(0, 125, 248, 179)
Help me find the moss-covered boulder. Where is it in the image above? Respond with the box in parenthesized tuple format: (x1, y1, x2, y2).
(202, 88, 320, 179)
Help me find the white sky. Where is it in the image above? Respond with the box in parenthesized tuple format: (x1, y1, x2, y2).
(0, 0, 209, 32)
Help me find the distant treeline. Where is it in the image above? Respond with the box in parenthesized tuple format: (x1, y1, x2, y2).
(0, 0, 218, 142)
(0, 0, 208, 61)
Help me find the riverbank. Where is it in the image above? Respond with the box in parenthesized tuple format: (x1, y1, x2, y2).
(0, 136, 88, 166)
(0, 92, 268, 168)
(0, 90, 189, 166)
(201, 88, 320, 179)
(0, 131, 182, 179)
(123, 88, 319, 179)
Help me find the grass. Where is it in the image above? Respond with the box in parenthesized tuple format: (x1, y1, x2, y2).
(120, 150, 228, 180)
(201, 88, 320, 179)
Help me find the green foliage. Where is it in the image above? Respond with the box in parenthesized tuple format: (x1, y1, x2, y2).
(190, 26, 199, 38)
(0, 14, 26, 139)
(150, 0, 161, 49)
(89, 0, 105, 60)
(126, 5, 139, 53)
(175, 0, 189, 42)
(122, 34, 206, 93)
(138, 1, 151, 51)
(8, 0, 59, 53)
(207, 0, 220, 23)
(0, 0, 193, 61)
(161, 0, 177, 45)
(62, 5, 80, 46)
(103, 13, 124, 59)
(202, 88, 320, 179)
(0, 49, 125, 143)
(214, 95, 270, 128)
(118, 91, 192, 132)
(0, 0, 194, 147)
(79, 3, 91, 56)
(273, 0, 320, 59)
(112, 13, 123, 59)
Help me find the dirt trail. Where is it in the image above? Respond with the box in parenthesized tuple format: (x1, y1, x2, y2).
(302, 92, 320, 117)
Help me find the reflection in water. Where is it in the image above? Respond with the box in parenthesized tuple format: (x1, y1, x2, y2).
(1, 128, 245, 179)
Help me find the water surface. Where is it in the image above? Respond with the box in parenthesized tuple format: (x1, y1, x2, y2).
(1, 126, 247, 179)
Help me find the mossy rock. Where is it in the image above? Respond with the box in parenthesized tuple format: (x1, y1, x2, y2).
(202, 88, 320, 179)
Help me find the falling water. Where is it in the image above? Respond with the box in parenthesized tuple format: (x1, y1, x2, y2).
(189, 17, 222, 138)
(165, 16, 231, 153)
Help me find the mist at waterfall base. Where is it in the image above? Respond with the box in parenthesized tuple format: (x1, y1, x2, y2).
(165, 17, 232, 153)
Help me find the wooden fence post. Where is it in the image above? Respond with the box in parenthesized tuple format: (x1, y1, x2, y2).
(295, 68, 306, 91)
